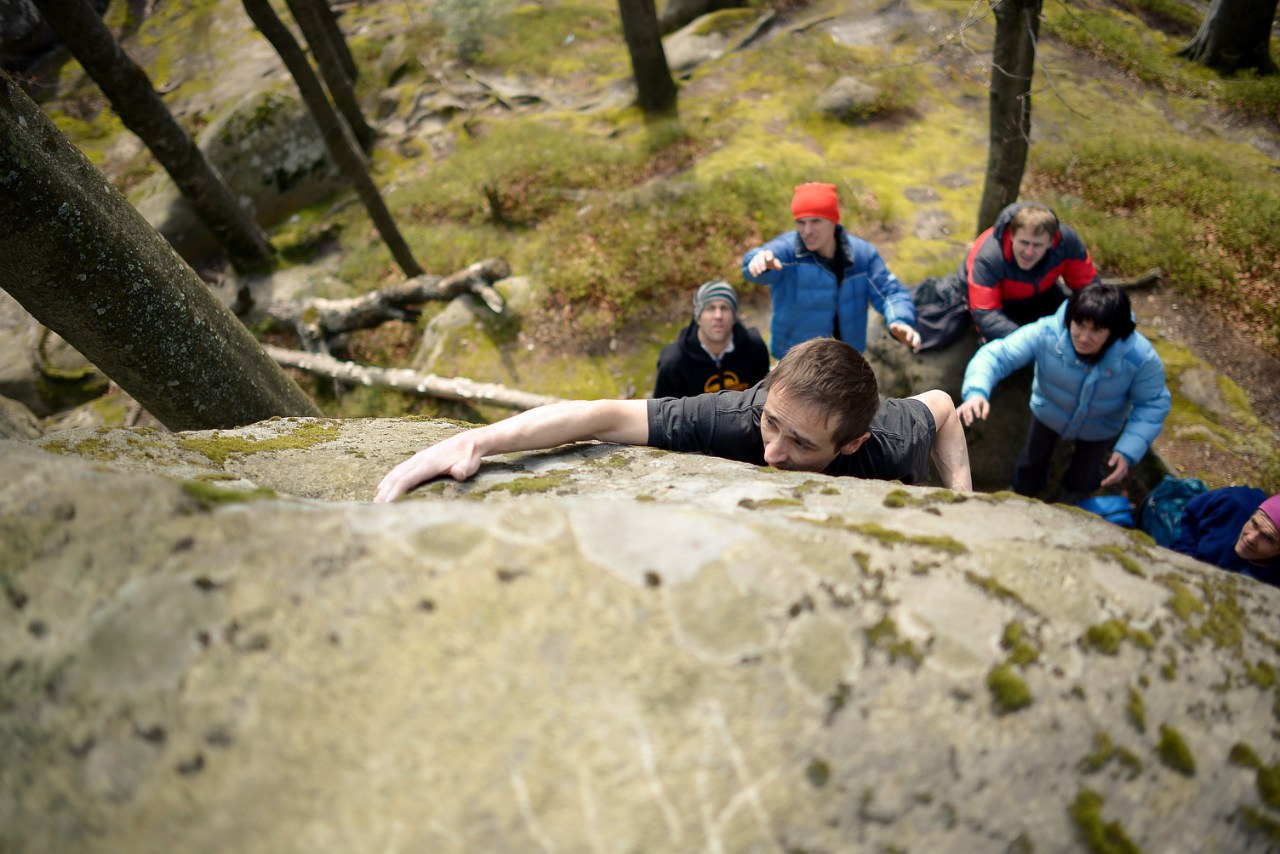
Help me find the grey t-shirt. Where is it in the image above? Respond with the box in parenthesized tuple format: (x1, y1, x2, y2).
(646, 384, 936, 484)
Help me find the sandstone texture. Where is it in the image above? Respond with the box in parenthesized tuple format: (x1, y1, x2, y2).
(3, 418, 1280, 853)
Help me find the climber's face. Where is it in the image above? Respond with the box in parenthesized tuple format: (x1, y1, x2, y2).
(1236, 509, 1280, 563)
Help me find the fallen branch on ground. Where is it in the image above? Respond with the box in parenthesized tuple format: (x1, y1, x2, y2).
(1101, 268, 1162, 290)
(264, 258, 511, 345)
(264, 345, 563, 411)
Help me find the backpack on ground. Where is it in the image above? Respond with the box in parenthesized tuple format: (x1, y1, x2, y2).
(910, 274, 970, 352)
(1140, 475, 1208, 547)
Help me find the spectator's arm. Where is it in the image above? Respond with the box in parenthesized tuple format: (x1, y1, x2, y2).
(1112, 354, 1172, 466)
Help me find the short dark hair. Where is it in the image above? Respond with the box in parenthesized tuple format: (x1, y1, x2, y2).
(763, 338, 879, 446)
(1008, 203, 1058, 239)
(1065, 284, 1135, 342)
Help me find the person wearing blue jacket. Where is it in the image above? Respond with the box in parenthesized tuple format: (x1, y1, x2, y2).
(742, 182, 919, 359)
(956, 284, 1171, 502)
(1172, 487, 1280, 583)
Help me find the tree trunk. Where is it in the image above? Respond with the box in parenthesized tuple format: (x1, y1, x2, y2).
(31, 0, 275, 272)
(310, 0, 358, 81)
(241, 0, 424, 278)
(0, 72, 319, 431)
(617, 0, 678, 115)
(1177, 0, 1278, 75)
(264, 346, 563, 411)
(283, 0, 375, 149)
(976, 0, 1043, 236)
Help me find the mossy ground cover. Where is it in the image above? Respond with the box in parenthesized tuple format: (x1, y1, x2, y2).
(26, 0, 1280, 428)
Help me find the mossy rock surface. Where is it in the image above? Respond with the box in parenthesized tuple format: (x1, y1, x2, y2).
(4, 418, 1280, 853)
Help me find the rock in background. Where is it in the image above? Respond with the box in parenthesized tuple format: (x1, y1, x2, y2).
(3, 418, 1279, 853)
(133, 89, 346, 267)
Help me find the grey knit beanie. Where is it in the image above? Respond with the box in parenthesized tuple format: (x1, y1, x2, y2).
(693, 280, 738, 320)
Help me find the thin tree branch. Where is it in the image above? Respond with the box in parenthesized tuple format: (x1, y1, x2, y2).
(264, 345, 563, 411)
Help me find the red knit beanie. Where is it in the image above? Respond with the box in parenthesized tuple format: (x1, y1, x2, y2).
(791, 182, 840, 224)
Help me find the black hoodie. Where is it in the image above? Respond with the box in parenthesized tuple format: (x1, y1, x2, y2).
(653, 320, 770, 398)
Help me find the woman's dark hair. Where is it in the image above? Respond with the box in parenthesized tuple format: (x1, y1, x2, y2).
(1065, 284, 1135, 342)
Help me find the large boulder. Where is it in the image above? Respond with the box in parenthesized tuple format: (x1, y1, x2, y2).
(659, 0, 747, 35)
(133, 89, 346, 266)
(3, 418, 1279, 853)
(663, 9, 759, 75)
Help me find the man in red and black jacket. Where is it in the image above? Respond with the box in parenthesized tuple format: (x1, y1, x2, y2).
(963, 201, 1099, 341)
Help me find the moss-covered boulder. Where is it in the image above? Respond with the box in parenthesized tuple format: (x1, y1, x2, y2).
(4, 418, 1280, 852)
(133, 89, 345, 266)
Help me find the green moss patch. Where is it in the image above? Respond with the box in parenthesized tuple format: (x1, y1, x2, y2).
(472, 469, 572, 497)
(1156, 724, 1196, 776)
(1001, 621, 1040, 667)
(739, 497, 803, 510)
(1237, 806, 1280, 847)
(1081, 620, 1155, 655)
(987, 663, 1032, 715)
(177, 421, 341, 466)
(179, 480, 276, 510)
(864, 615, 923, 668)
(1069, 788, 1143, 854)
(882, 488, 968, 509)
(1158, 575, 1206, 622)
(964, 571, 1028, 609)
(1079, 731, 1144, 780)
(1092, 544, 1148, 578)
(1125, 687, 1146, 734)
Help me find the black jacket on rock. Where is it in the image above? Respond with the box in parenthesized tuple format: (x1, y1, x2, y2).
(653, 320, 770, 399)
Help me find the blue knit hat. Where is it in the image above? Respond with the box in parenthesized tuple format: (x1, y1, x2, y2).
(693, 280, 738, 320)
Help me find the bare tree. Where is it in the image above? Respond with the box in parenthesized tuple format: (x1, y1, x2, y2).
(241, 0, 424, 278)
(976, 0, 1043, 235)
(618, 0, 678, 114)
(30, 0, 275, 272)
(0, 71, 318, 431)
(283, 0, 375, 149)
(1177, 0, 1278, 75)
(306, 0, 358, 81)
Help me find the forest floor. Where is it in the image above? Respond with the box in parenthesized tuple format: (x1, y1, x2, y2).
(1137, 287, 1280, 488)
(17, 0, 1280, 495)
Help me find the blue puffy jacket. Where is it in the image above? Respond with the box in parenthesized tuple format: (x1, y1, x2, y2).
(961, 302, 1171, 465)
(742, 227, 915, 358)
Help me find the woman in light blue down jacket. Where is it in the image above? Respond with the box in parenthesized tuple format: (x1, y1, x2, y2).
(956, 284, 1171, 502)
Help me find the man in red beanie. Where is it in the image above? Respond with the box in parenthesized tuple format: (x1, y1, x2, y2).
(742, 182, 919, 359)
